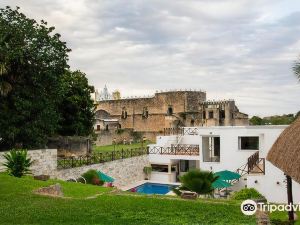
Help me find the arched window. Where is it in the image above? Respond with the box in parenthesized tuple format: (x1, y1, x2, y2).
(167, 105, 173, 115)
(121, 107, 128, 119)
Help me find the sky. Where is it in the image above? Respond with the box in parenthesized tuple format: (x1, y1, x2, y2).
(1, 0, 300, 117)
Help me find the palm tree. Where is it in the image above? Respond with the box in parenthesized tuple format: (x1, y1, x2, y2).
(293, 60, 300, 82)
(178, 169, 218, 195)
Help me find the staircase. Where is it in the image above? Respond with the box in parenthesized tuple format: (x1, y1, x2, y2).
(237, 151, 265, 177)
(226, 151, 265, 189)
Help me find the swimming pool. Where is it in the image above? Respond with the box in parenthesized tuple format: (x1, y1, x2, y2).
(130, 182, 177, 195)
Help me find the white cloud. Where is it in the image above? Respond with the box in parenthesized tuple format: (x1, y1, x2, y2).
(1, 0, 300, 116)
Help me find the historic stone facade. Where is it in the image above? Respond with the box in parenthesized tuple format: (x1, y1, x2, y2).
(94, 89, 249, 133)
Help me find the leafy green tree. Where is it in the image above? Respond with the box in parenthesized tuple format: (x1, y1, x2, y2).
(179, 169, 218, 195)
(250, 116, 263, 125)
(58, 70, 95, 136)
(0, 6, 70, 150)
(293, 59, 300, 82)
(3, 149, 33, 177)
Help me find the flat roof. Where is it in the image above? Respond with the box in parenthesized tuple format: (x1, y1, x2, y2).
(191, 125, 289, 130)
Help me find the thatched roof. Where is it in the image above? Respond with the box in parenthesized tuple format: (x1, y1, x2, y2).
(267, 117, 300, 183)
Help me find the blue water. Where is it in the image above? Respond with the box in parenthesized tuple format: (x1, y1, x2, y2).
(131, 183, 177, 195)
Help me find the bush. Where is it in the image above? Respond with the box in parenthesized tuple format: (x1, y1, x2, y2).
(82, 169, 99, 185)
(3, 149, 33, 177)
(179, 169, 217, 195)
(231, 188, 266, 201)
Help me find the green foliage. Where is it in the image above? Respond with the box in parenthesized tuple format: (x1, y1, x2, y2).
(130, 131, 143, 141)
(250, 114, 297, 125)
(231, 188, 266, 201)
(2, 149, 33, 177)
(0, 6, 69, 149)
(293, 59, 300, 82)
(0, 173, 256, 224)
(58, 70, 95, 136)
(179, 169, 218, 195)
(143, 166, 152, 179)
(115, 129, 125, 135)
(81, 169, 99, 185)
(0, 7, 94, 150)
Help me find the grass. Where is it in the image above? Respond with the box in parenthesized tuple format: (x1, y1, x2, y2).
(270, 210, 300, 224)
(93, 141, 153, 152)
(0, 173, 256, 225)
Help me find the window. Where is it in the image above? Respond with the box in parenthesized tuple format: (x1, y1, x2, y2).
(220, 110, 225, 119)
(203, 111, 206, 119)
(142, 107, 149, 119)
(105, 124, 109, 131)
(209, 111, 214, 119)
(121, 107, 128, 119)
(202, 136, 220, 162)
(191, 119, 195, 126)
(96, 125, 100, 131)
(239, 136, 259, 150)
(167, 106, 173, 115)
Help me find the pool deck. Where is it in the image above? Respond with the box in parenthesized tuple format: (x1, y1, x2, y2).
(119, 180, 181, 195)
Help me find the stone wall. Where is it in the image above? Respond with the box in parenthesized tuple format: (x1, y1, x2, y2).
(47, 136, 92, 157)
(95, 129, 158, 146)
(0, 149, 57, 177)
(95, 91, 207, 132)
(0, 148, 150, 188)
(55, 154, 150, 187)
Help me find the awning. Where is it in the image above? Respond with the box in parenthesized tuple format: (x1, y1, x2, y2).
(214, 170, 241, 181)
(212, 178, 232, 189)
(97, 171, 115, 182)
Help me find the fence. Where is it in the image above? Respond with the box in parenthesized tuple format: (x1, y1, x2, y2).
(148, 144, 199, 156)
(57, 147, 148, 169)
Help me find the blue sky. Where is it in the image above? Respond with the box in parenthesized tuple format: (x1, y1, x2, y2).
(1, 0, 300, 116)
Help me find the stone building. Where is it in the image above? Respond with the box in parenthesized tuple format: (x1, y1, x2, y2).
(93, 89, 249, 134)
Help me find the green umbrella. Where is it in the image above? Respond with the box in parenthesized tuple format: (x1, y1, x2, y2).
(97, 171, 115, 182)
(214, 170, 241, 181)
(212, 178, 232, 189)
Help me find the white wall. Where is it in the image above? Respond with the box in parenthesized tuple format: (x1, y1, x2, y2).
(149, 125, 300, 203)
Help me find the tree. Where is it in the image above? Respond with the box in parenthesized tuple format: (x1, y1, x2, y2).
(293, 59, 300, 82)
(0, 6, 70, 150)
(179, 169, 218, 195)
(58, 70, 95, 136)
(250, 116, 263, 125)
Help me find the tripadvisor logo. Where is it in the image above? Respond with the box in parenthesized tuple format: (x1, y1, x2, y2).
(241, 200, 257, 215)
(241, 199, 300, 215)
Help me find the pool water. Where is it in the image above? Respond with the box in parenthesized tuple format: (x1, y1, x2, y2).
(131, 182, 177, 195)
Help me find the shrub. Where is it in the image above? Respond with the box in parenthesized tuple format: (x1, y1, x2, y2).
(179, 169, 217, 195)
(92, 177, 104, 186)
(231, 188, 266, 201)
(3, 149, 33, 177)
(143, 166, 152, 179)
(81, 169, 99, 184)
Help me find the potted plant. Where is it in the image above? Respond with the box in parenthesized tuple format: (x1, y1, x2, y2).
(143, 166, 152, 180)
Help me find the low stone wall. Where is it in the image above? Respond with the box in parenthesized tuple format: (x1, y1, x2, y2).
(55, 155, 150, 187)
(0, 149, 57, 177)
(0, 148, 149, 188)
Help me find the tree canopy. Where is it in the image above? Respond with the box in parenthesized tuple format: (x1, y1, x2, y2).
(0, 7, 94, 150)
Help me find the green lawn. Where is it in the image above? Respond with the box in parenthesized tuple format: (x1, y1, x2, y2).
(270, 209, 300, 224)
(0, 173, 256, 225)
(93, 141, 153, 152)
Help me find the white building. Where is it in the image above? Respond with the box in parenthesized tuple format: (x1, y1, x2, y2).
(148, 125, 300, 203)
